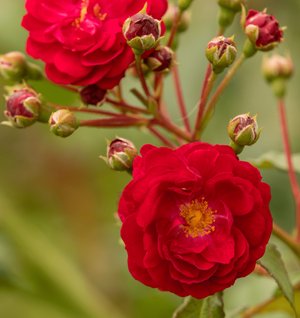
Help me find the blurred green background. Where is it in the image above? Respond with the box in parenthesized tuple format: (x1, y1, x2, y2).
(0, 1, 300, 317)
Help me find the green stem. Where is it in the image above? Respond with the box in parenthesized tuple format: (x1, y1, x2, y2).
(199, 54, 246, 136)
(193, 71, 217, 140)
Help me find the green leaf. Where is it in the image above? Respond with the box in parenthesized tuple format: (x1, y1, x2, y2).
(249, 151, 300, 173)
(173, 293, 224, 318)
(257, 244, 295, 314)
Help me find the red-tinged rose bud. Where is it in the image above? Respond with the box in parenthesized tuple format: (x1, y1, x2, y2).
(228, 113, 260, 153)
(218, 0, 242, 28)
(80, 85, 106, 106)
(123, 13, 161, 55)
(145, 46, 175, 72)
(262, 54, 294, 98)
(206, 36, 237, 74)
(244, 9, 283, 51)
(0, 52, 27, 83)
(3, 87, 41, 128)
(262, 54, 294, 82)
(49, 109, 78, 138)
(103, 138, 138, 171)
(0, 51, 43, 83)
(163, 4, 191, 33)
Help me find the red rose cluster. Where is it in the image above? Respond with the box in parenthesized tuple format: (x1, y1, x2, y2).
(22, 0, 167, 89)
(118, 142, 272, 298)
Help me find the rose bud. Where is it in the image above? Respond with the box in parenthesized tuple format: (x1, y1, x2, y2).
(163, 4, 191, 33)
(262, 54, 294, 83)
(244, 9, 284, 51)
(0, 52, 27, 83)
(206, 36, 237, 74)
(145, 46, 175, 72)
(218, 0, 242, 28)
(103, 138, 138, 171)
(123, 13, 162, 55)
(0, 51, 43, 83)
(228, 113, 260, 154)
(49, 109, 78, 138)
(178, 0, 194, 12)
(262, 54, 294, 98)
(80, 85, 107, 106)
(3, 87, 41, 128)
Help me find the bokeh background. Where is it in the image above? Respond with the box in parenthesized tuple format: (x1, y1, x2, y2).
(0, 0, 300, 317)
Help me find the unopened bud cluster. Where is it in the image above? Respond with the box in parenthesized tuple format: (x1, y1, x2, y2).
(103, 138, 138, 172)
(206, 36, 237, 73)
(123, 13, 162, 55)
(228, 114, 260, 154)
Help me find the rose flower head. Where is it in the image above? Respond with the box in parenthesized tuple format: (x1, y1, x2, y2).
(245, 9, 284, 51)
(118, 142, 272, 299)
(22, 0, 168, 90)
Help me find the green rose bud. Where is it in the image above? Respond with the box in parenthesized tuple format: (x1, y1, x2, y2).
(49, 109, 79, 138)
(103, 138, 138, 172)
(206, 36, 237, 74)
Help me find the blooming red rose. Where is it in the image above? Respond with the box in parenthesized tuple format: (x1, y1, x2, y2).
(245, 9, 283, 50)
(22, 0, 168, 89)
(118, 142, 272, 298)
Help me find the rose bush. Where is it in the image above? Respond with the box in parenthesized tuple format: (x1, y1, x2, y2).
(22, 0, 168, 89)
(118, 142, 272, 298)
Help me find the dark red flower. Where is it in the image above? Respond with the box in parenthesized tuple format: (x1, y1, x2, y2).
(118, 142, 272, 298)
(22, 0, 168, 89)
(245, 9, 283, 50)
(80, 85, 106, 105)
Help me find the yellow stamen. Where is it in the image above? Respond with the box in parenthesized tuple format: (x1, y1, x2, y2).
(179, 198, 216, 238)
(93, 4, 107, 21)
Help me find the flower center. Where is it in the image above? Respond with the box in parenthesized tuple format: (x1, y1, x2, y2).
(74, 0, 107, 28)
(179, 198, 216, 238)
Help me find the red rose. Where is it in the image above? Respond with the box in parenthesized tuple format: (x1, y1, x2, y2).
(118, 142, 272, 298)
(22, 0, 168, 89)
(245, 9, 283, 50)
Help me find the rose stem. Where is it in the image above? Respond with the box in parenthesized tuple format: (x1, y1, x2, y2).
(172, 61, 191, 132)
(198, 54, 246, 136)
(147, 126, 176, 147)
(80, 117, 148, 128)
(240, 282, 300, 318)
(192, 27, 226, 140)
(135, 55, 151, 98)
(105, 98, 150, 114)
(152, 114, 192, 142)
(167, 10, 182, 48)
(193, 70, 217, 140)
(272, 222, 300, 259)
(278, 99, 300, 242)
